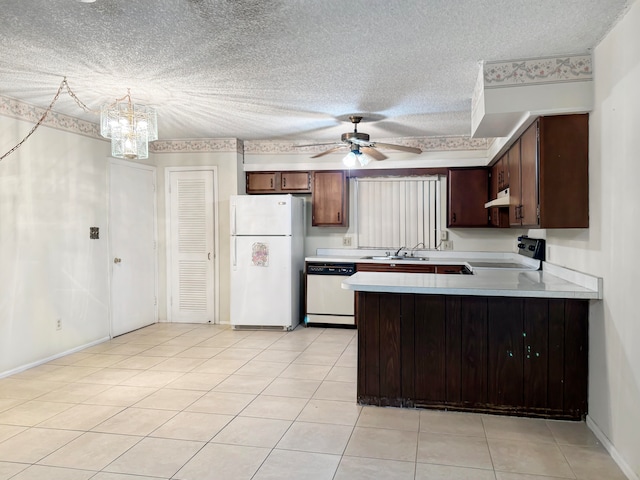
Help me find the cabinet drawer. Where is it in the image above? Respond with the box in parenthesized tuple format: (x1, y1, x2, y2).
(356, 263, 436, 273)
(435, 265, 464, 274)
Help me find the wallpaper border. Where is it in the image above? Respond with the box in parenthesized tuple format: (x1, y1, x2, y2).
(2, 95, 490, 155)
(483, 54, 592, 88)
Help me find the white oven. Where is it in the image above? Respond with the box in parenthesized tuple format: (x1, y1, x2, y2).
(305, 262, 355, 326)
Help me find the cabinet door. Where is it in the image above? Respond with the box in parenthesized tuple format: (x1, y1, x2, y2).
(500, 153, 509, 190)
(562, 299, 589, 417)
(414, 295, 447, 403)
(312, 171, 348, 226)
(538, 114, 589, 228)
(357, 292, 403, 404)
(246, 172, 276, 193)
(509, 139, 522, 225)
(281, 172, 310, 192)
(447, 168, 489, 227)
(492, 154, 509, 193)
(487, 297, 524, 407)
(489, 207, 510, 228)
(523, 298, 549, 410)
(519, 123, 539, 226)
(445, 296, 488, 406)
(490, 161, 500, 200)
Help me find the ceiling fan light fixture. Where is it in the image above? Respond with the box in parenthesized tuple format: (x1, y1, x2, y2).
(358, 153, 371, 167)
(343, 150, 358, 167)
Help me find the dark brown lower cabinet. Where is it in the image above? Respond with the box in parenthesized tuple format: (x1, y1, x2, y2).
(356, 292, 588, 419)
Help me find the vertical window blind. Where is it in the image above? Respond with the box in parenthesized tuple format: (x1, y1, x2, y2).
(355, 177, 441, 249)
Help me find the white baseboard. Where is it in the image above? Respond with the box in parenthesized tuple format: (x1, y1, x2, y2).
(587, 415, 639, 480)
(0, 336, 111, 380)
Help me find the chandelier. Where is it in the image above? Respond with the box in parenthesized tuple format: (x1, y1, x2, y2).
(100, 90, 157, 159)
(0, 78, 158, 162)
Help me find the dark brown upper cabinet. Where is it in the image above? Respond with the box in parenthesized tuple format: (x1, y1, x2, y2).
(447, 168, 489, 227)
(510, 114, 589, 228)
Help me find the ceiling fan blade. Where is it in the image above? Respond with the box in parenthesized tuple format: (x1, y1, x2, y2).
(311, 146, 347, 158)
(361, 146, 387, 161)
(294, 142, 343, 148)
(372, 142, 422, 154)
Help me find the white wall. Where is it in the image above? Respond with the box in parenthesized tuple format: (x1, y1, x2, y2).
(0, 118, 112, 375)
(543, 0, 640, 475)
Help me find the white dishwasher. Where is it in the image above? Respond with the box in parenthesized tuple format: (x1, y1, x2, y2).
(305, 262, 355, 327)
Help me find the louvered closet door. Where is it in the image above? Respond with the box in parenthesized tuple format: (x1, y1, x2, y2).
(169, 171, 215, 323)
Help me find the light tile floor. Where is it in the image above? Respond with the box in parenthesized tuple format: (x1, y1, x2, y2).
(0, 323, 627, 480)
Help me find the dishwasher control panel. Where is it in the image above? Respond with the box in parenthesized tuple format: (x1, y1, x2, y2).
(306, 263, 355, 275)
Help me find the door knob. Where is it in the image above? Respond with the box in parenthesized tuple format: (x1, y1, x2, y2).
(114, 257, 122, 264)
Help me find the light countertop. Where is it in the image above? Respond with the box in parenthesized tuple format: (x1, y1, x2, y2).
(341, 270, 600, 299)
(306, 248, 602, 299)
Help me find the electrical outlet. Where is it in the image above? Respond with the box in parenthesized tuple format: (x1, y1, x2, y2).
(440, 230, 448, 241)
(342, 236, 352, 247)
(56, 318, 62, 331)
(441, 240, 453, 250)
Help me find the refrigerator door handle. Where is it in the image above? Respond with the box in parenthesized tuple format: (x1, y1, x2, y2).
(231, 204, 236, 235)
(232, 236, 237, 268)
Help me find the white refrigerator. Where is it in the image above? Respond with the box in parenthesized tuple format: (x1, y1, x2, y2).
(230, 194, 305, 330)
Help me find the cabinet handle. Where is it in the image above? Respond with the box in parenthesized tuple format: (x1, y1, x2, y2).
(270, 178, 274, 188)
(452, 213, 457, 223)
(283, 177, 286, 187)
(337, 212, 341, 222)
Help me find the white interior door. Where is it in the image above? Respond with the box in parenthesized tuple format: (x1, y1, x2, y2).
(169, 170, 215, 323)
(109, 160, 157, 337)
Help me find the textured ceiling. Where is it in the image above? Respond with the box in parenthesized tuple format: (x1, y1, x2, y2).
(0, 0, 631, 143)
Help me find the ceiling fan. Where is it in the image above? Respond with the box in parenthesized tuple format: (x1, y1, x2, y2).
(298, 115, 422, 165)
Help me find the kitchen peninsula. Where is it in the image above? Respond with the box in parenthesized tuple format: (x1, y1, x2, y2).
(341, 260, 601, 420)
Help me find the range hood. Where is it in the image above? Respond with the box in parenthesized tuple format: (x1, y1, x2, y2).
(484, 188, 510, 208)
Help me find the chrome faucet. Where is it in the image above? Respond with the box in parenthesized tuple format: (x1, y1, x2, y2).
(410, 242, 425, 256)
(394, 246, 406, 257)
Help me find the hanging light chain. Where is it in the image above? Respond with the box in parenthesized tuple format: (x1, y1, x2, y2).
(0, 77, 105, 162)
(1, 77, 68, 162)
(1, 78, 156, 162)
(64, 78, 100, 114)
